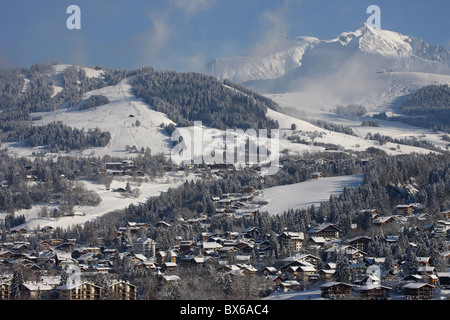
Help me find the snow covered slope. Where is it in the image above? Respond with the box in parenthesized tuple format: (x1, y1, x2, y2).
(32, 76, 175, 158)
(253, 174, 364, 215)
(265, 107, 442, 156)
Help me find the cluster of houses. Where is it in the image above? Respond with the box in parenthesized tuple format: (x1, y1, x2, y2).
(1, 202, 449, 300)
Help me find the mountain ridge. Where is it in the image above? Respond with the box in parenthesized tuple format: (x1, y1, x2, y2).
(206, 24, 450, 87)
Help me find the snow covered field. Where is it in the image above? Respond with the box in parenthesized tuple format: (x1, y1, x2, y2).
(253, 174, 364, 215)
(10, 172, 198, 231)
(266, 107, 441, 156)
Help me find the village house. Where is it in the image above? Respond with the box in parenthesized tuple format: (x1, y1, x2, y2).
(107, 280, 137, 300)
(324, 245, 366, 262)
(320, 282, 353, 299)
(21, 282, 54, 300)
(308, 223, 341, 241)
(403, 283, 434, 300)
(373, 216, 396, 227)
(357, 285, 392, 300)
(133, 237, 156, 258)
(310, 172, 323, 179)
(345, 236, 372, 253)
(0, 282, 10, 300)
(319, 268, 336, 282)
(280, 280, 301, 292)
(261, 266, 278, 276)
(278, 232, 304, 253)
(58, 281, 102, 300)
(396, 204, 414, 216)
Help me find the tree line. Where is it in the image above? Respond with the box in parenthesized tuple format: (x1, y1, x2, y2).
(131, 71, 280, 130)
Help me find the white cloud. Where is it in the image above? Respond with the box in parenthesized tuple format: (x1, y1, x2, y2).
(134, 10, 173, 68)
(246, 0, 306, 57)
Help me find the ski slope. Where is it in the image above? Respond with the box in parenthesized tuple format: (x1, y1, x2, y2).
(253, 174, 364, 215)
(33, 76, 175, 158)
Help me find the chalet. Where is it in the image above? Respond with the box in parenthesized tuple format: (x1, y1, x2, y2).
(278, 232, 304, 253)
(396, 204, 414, 216)
(293, 253, 322, 269)
(58, 281, 102, 300)
(280, 280, 300, 292)
(0, 251, 13, 260)
(235, 241, 254, 253)
(296, 265, 317, 280)
(324, 245, 365, 262)
(264, 275, 283, 289)
(10, 227, 29, 237)
(417, 257, 430, 266)
(39, 240, 53, 251)
(108, 280, 137, 300)
(161, 262, 177, 272)
(345, 236, 372, 253)
(307, 236, 326, 250)
(179, 240, 196, 253)
(373, 216, 396, 226)
(10, 243, 30, 254)
(161, 275, 181, 284)
(364, 257, 385, 266)
(218, 246, 239, 255)
(307, 223, 341, 241)
(242, 226, 260, 239)
(57, 242, 76, 253)
(155, 221, 171, 229)
(320, 282, 353, 299)
(403, 274, 423, 282)
(261, 266, 278, 276)
(280, 257, 312, 272)
(237, 264, 258, 275)
(437, 272, 450, 286)
(21, 282, 53, 300)
(357, 285, 392, 300)
(217, 264, 242, 274)
(440, 210, 450, 219)
(403, 283, 434, 300)
(311, 172, 323, 179)
(133, 237, 156, 258)
(0, 282, 10, 300)
(381, 269, 397, 281)
(180, 256, 210, 268)
(318, 269, 335, 282)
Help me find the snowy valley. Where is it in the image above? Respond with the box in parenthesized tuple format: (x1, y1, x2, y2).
(1, 24, 450, 302)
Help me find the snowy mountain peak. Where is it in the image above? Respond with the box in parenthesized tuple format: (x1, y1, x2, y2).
(207, 25, 450, 84)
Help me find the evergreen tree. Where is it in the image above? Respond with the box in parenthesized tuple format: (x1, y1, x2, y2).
(335, 255, 351, 283)
(10, 267, 24, 300)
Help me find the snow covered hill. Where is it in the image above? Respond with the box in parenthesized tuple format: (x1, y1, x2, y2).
(32, 71, 175, 158)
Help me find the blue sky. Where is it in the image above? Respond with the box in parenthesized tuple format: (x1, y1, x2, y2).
(0, 0, 449, 71)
